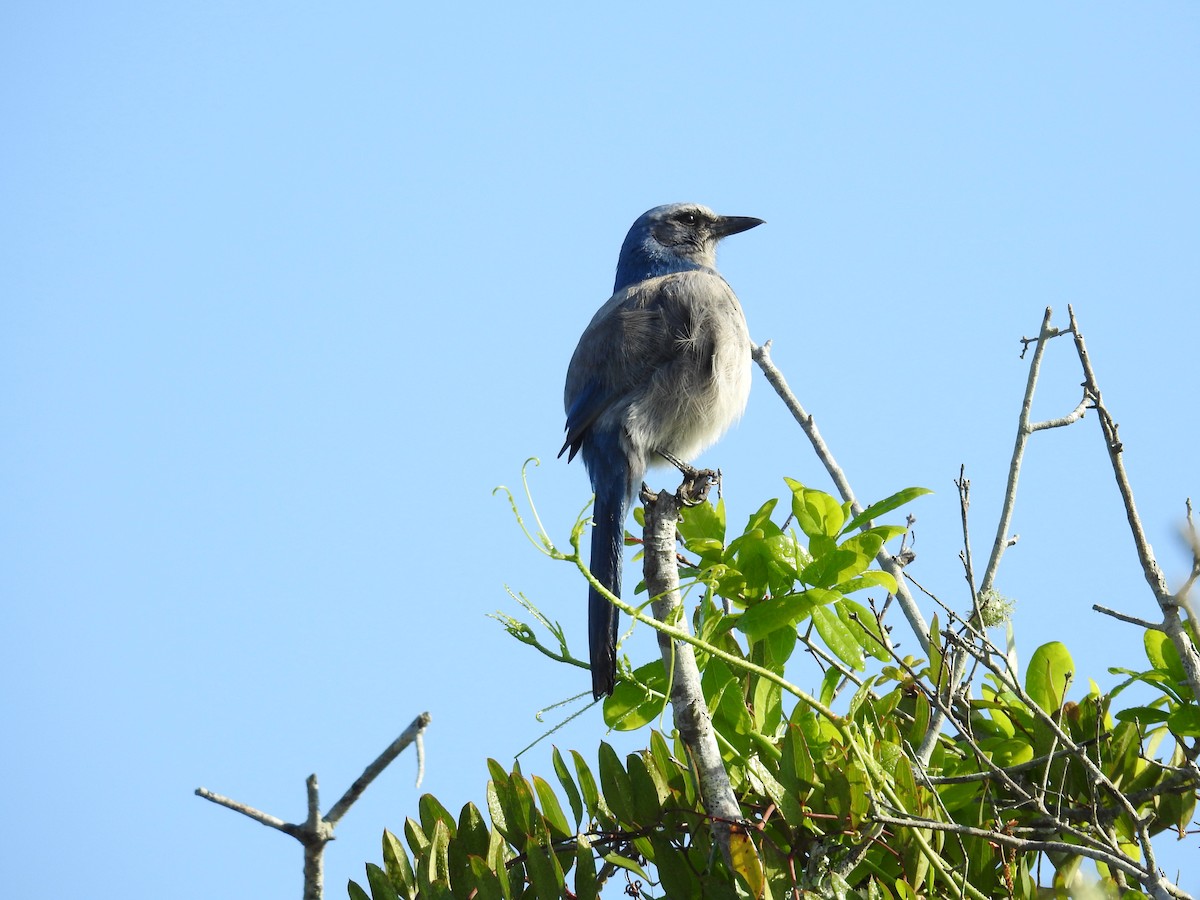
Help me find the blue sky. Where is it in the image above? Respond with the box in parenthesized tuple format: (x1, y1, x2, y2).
(3, 4, 1197, 897)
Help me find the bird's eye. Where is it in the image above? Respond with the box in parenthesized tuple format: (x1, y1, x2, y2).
(677, 212, 698, 226)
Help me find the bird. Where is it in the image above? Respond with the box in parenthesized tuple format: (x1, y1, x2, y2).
(560, 202, 763, 699)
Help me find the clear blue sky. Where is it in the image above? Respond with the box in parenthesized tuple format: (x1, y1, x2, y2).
(3, 4, 1197, 897)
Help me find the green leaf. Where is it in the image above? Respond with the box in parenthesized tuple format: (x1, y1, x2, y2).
(532, 775, 572, 840)
(597, 742, 634, 824)
(467, 856, 504, 900)
(551, 747, 583, 829)
(819, 664, 841, 707)
(812, 604, 865, 671)
(601, 852, 651, 880)
(738, 588, 840, 640)
(801, 549, 857, 589)
(837, 570, 898, 595)
(678, 497, 726, 545)
(419, 794, 457, 840)
(787, 480, 846, 539)
(573, 835, 599, 900)
(570, 749, 604, 823)
(348, 879, 372, 900)
(835, 597, 890, 661)
(927, 615, 943, 684)
(1026, 641, 1074, 713)
(604, 659, 669, 730)
(508, 774, 541, 846)
(747, 753, 806, 825)
(484, 781, 512, 846)
(1145, 630, 1192, 700)
(421, 819, 453, 897)
(403, 817, 429, 859)
(524, 815, 565, 900)
(627, 752, 666, 826)
(648, 831, 700, 900)
(1168, 703, 1200, 737)
(987, 738, 1035, 767)
(1114, 706, 1170, 725)
(841, 487, 931, 535)
(451, 805, 490, 891)
(486, 826, 512, 900)
(366, 863, 401, 900)
(382, 829, 417, 899)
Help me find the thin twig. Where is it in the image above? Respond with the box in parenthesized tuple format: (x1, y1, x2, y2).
(752, 341, 930, 653)
(325, 712, 432, 826)
(1068, 305, 1200, 706)
(1092, 604, 1164, 632)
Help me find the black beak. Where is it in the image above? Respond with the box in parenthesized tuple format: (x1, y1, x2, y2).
(712, 215, 765, 239)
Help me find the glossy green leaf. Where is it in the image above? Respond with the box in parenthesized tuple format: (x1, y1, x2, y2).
(420, 819, 452, 898)
(597, 742, 634, 824)
(524, 814, 565, 900)
(838, 570, 898, 595)
(800, 548, 857, 588)
(812, 604, 865, 671)
(927, 615, 943, 685)
(626, 752, 664, 826)
(738, 588, 840, 640)
(467, 856, 504, 900)
(841, 487, 932, 535)
(348, 879, 372, 900)
(678, 498, 726, 545)
(366, 864, 401, 900)
(604, 659, 668, 730)
(450, 805, 489, 894)
(382, 829, 416, 899)
(601, 852, 651, 880)
(1168, 703, 1200, 737)
(508, 774, 540, 844)
(819, 664, 841, 708)
(836, 596, 890, 661)
(419, 794, 457, 841)
(403, 817, 429, 859)
(787, 480, 845, 539)
(1114, 706, 1170, 725)
(484, 781, 512, 846)
(486, 826, 512, 900)
(551, 746, 583, 828)
(649, 831, 700, 900)
(570, 749, 604, 822)
(1026, 641, 1074, 713)
(573, 835, 598, 900)
(532, 775, 572, 840)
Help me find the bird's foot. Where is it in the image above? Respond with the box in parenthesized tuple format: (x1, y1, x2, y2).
(678, 467, 719, 507)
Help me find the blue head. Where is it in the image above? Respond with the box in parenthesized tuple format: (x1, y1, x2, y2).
(613, 203, 764, 293)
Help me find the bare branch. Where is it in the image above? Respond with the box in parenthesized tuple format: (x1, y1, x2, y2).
(1068, 305, 1200, 704)
(197, 712, 431, 900)
(641, 475, 741, 867)
(981, 307, 1068, 596)
(752, 340, 930, 652)
(325, 712, 432, 826)
(1093, 604, 1164, 632)
(194, 787, 296, 835)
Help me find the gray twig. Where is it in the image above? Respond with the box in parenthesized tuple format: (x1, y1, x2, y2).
(196, 712, 431, 900)
(752, 341, 930, 652)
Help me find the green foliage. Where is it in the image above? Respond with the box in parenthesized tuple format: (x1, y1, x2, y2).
(352, 481, 1198, 899)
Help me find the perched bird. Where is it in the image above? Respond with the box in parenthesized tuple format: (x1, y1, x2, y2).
(560, 203, 763, 698)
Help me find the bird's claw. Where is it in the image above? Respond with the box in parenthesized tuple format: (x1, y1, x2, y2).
(678, 467, 719, 506)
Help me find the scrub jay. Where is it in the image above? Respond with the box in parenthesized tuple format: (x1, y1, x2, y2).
(560, 203, 763, 698)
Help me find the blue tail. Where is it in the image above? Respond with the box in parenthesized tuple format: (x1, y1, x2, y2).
(581, 430, 638, 699)
(588, 473, 628, 698)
